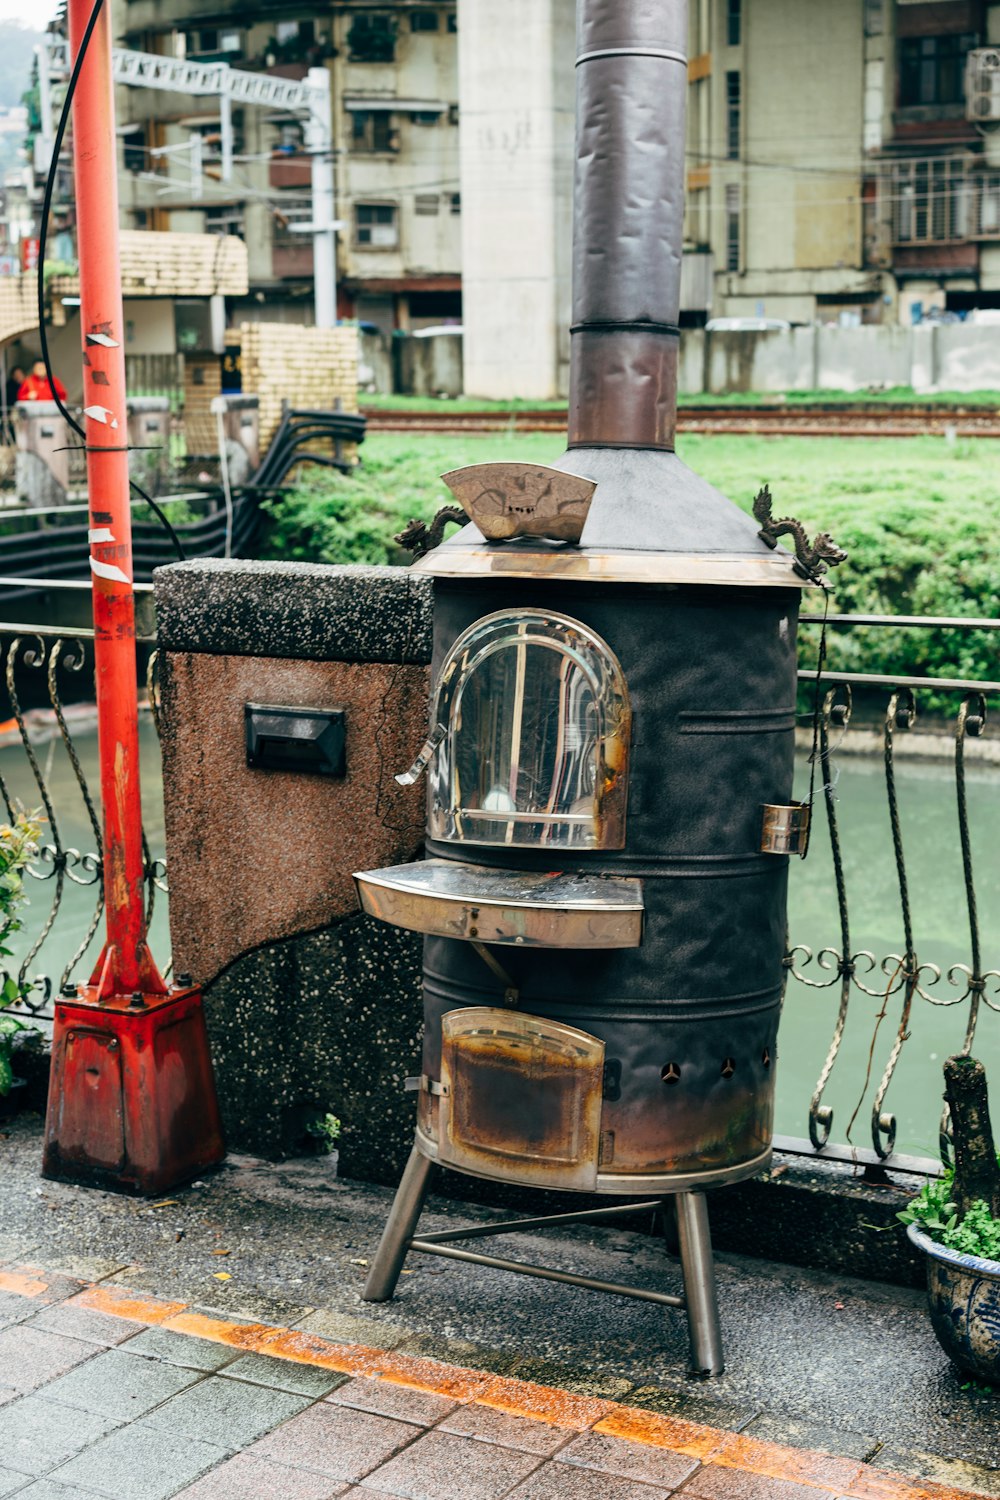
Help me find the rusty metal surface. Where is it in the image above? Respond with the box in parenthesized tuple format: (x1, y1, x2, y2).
(441, 463, 596, 545)
(438, 1008, 605, 1191)
(414, 543, 809, 588)
(568, 330, 679, 451)
(760, 803, 811, 857)
(354, 860, 644, 949)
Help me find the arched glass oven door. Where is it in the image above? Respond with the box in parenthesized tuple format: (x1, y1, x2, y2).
(428, 608, 630, 851)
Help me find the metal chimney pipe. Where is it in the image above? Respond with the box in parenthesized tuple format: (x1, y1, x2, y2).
(568, 0, 687, 451)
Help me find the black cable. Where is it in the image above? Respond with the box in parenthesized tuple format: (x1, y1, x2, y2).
(36, 0, 187, 562)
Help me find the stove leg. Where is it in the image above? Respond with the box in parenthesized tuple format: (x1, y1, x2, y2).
(362, 1146, 435, 1303)
(674, 1190, 724, 1378)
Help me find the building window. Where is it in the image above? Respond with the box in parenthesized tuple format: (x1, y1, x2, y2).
(978, 172, 1000, 237)
(204, 205, 245, 237)
(448, 103, 460, 126)
(411, 11, 439, 31)
(356, 202, 399, 248)
(447, 12, 458, 32)
(411, 111, 441, 125)
(890, 157, 968, 244)
(122, 129, 145, 174)
(351, 111, 399, 153)
(347, 14, 398, 62)
(727, 0, 741, 47)
(450, 193, 461, 214)
(415, 194, 440, 215)
(725, 183, 740, 270)
(899, 34, 978, 109)
(864, 0, 884, 39)
(726, 72, 741, 160)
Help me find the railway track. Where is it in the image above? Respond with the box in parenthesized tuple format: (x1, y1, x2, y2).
(361, 403, 1000, 438)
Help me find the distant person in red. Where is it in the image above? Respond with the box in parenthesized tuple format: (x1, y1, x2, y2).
(17, 360, 67, 404)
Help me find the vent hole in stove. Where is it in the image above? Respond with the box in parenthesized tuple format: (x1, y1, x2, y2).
(661, 1062, 682, 1085)
(721, 1057, 736, 1079)
(762, 1047, 772, 1069)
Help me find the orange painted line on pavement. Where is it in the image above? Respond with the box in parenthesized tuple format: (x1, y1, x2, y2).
(0, 1271, 52, 1299)
(67, 1284, 188, 1325)
(5, 1272, 992, 1500)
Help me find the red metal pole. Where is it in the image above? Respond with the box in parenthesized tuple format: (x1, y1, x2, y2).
(69, 0, 164, 998)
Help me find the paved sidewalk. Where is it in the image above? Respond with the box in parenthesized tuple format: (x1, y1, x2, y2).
(0, 1265, 993, 1500)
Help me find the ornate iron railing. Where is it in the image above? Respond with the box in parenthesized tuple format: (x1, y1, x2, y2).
(788, 612, 1000, 1173)
(0, 596, 167, 1029)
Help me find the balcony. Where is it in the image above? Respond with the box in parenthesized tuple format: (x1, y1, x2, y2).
(272, 238, 314, 280)
(270, 154, 313, 191)
(881, 155, 1000, 250)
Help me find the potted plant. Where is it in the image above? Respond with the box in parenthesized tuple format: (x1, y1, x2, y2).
(900, 1054, 1000, 1382)
(0, 812, 42, 1108)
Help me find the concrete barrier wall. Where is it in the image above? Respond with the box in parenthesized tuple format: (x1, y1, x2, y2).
(385, 325, 1000, 397)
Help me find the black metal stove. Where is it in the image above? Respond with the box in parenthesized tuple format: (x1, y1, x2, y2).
(354, 0, 832, 1376)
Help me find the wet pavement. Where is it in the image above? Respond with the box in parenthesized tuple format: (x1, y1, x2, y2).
(1, 1116, 998, 1497)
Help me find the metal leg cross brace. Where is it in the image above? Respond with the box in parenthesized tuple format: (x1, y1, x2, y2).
(362, 1147, 725, 1376)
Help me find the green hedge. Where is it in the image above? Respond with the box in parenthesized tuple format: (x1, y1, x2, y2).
(258, 433, 1000, 694)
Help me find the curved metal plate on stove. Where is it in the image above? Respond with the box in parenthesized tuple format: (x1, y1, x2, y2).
(353, 858, 644, 949)
(441, 462, 596, 544)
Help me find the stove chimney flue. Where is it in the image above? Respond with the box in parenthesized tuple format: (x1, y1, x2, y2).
(569, 0, 688, 451)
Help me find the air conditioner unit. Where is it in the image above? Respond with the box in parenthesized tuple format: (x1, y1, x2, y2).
(966, 48, 1000, 122)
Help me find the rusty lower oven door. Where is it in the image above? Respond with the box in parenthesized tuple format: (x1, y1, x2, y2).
(437, 1008, 605, 1191)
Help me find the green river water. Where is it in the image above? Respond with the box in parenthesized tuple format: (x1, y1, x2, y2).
(3, 728, 996, 1161)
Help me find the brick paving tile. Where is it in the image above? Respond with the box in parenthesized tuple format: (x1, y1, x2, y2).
(556, 1431, 701, 1488)
(119, 1328, 237, 1372)
(40, 1347, 202, 1418)
(248, 1403, 422, 1482)
(6, 1480, 105, 1499)
(325, 1378, 458, 1427)
(48, 1422, 227, 1500)
(25, 1306, 146, 1349)
(505, 1466, 677, 1500)
(439, 1403, 574, 1455)
(0, 1394, 122, 1477)
(0, 1465, 32, 1497)
(679, 1467, 837, 1500)
(0, 1327, 96, 1394)
(142, 1373, 310, 1450)
(174, 1451, 351, 1498)
(219, 1352, 347, 1397)
(0, 1292, 40, 1330)
(358, 1428, 542, 1500)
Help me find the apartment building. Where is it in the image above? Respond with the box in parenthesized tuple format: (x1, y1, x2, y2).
(114, 0, 461, 332)
(688, 0, 1000, 326)
(459, 0, 1000, 396)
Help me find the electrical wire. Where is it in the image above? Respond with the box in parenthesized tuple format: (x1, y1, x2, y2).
(37, 0, 187, 562)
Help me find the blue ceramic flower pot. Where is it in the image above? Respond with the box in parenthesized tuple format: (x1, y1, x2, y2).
(908, 1222, 1000, 1383)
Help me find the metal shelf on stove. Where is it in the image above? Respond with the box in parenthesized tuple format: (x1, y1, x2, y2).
(353, 858, 644, 949)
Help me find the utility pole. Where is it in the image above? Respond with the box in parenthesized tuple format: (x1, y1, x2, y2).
(306, 66, 337, 328)
(42, 0, 224, 1195)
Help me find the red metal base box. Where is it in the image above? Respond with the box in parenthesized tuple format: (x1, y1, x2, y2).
(42, 983, 226, 1196)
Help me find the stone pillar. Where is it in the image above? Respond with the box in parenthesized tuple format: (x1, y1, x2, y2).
(153, 559, 433, 1176)
(15, 401, 69, 507)
(458, 0, 575, 399)
(210, 393, 260, 485)
(126, 397, 170, 497)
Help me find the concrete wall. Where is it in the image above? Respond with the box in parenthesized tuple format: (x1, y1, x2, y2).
(155, 560, 432, 1176)
(678, 324, 1000, 395)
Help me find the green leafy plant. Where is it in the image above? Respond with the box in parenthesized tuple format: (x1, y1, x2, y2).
(899, 1056, 1000, 1263)
(0, 811, 42, 1096)
(898, 1167, 1000, 1262)
(305, 1112, 341, 1154)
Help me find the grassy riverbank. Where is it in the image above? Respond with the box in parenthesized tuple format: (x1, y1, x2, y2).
(360, 387, 1000, 410)
(259, 431, 1000, 688)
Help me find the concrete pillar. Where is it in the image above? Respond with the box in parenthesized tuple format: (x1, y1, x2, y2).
(126, 397, 170, 497)
(458, 0, 575, 399)
(15, 401, 69, 507)
(210, 393, 260, 484)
